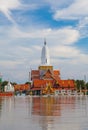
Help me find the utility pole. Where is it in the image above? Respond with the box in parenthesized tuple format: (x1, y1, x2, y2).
(0, 73, 2, 92)
(84, 75, 86, 95)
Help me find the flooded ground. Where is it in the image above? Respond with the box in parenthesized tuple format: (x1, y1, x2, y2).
(0, 95, 88, 130)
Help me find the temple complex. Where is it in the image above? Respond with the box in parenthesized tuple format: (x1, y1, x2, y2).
(30, 41, 75, 95)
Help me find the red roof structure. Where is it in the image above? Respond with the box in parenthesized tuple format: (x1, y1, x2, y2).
(30, 66, 75, 94)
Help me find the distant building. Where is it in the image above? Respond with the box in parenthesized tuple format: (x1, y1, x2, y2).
(14, 84, 30, 91)
(4, 81, 14, 92)
(30, 41, 75, 95)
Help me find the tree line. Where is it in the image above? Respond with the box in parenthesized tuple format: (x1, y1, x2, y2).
(75, 80, 88, 90)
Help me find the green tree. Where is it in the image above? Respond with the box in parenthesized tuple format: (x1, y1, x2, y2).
(0, 77, 2, 91)
(75, 80, 85, 90)
(11, 82, 17, 86)
(1, 81, 8, 92)
(25, 82, 31, 84)
(86, 82, 88, 89)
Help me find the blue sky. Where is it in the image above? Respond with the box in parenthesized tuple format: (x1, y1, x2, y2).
(0, 0, 88, 83)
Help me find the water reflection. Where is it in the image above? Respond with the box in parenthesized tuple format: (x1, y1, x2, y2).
(31, 96, 76, 116)
(0, 97, 3, 116)
(31, 96, 77, 130)
(0, 96, 88, 130)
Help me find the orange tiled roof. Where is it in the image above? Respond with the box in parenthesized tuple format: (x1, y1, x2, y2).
(59, 80, 75, 88)
(31, 70, 39, 75)
(43, 70, 53, 79)
(32, 79, 75, 89)
(53, 70, 60, 75)
(14, 84, 30, 91)
(31, 68, 75, 91)
(31, 70, 40, 80)
(33, 79, 53, 88)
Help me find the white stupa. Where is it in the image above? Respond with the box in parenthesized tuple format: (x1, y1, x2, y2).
(41, 40, 50, 66)
(39, 40, 53, 78)
(4, 81, 14, 92)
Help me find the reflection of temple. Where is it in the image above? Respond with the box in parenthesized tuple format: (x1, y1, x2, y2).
(30, 40, 75, 95)
(32, 97, 61, 116)
(31, 96, 76, 116)
(31, 96, 76, 130)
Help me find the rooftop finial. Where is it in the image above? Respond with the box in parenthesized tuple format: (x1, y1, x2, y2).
(44, 38, 46, 45)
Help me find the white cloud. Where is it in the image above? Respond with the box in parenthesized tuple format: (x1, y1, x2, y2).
(49, 27, 79, 45)
(54, 0, 88, 20)
(45, 0, 74, 10)
(7, 26, 79, 46)
(8, 26, 52, 38)
(0, 0, 21, 23)
(77, 17, 88, 38)
(50, 45, 80, 58)
(0, 61, 21, 68)
(0, 0, 37, 23)
(0, 25, 80, 67)
(52, 0, 88, 38)
(0, 0, 21, 10)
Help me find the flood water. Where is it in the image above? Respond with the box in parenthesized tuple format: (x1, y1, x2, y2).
(0, 95, 88, 130)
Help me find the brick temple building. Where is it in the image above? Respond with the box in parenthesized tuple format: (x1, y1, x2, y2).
(30, 41, 75, 95)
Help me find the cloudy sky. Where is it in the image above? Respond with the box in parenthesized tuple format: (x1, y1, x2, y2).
(0, 0, 88, 83)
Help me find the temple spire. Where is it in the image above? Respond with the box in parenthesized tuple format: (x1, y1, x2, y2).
(41, 40, 50, 65)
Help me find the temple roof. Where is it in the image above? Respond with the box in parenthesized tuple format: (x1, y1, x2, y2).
(32, 79, 75, 89)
